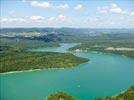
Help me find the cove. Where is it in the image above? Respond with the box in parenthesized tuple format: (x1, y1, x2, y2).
(0, 43, 134, 100)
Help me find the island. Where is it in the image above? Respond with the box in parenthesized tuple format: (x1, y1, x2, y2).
(46, 92, 77, 100)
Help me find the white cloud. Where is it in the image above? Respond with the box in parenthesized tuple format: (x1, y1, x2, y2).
(1, 14, 133, 28)
(74, 4, 83, 10)
(56, 4, 69, 9)
(31, 1, 52, 8)
(30, 16, 45, 21)
(0, 14, 67, 24)
(1, 18, 8, 22)
(97, 3, 124, 14)
(130, 12, 134, 16)
(34, 15, 66, 23)
(1, 18, 25, 22)
(97, 3, 134, 16)
(31, 1, 70, 10)
(46, 14, 67, 22)
(109, 4, 123, 13)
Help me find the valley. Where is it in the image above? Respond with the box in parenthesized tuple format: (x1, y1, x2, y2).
(0, 28, 134, 100)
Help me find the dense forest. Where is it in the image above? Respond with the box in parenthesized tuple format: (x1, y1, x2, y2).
(0, 50, 88, 73)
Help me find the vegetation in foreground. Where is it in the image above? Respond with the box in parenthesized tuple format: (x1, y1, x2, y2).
(0, 50, 89, 73)
(46, 86, 134, 100)
(96, 86, 134, 100)
(46, 92, 77, 100)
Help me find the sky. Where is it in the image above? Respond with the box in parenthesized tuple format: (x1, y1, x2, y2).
(0, 0, 134, 28)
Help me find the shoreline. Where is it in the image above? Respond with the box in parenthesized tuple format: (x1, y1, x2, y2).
(91, 50, 134, 59)
(105, 47, 134, 51)
(0, 68, 66, 75)
(0, 61, 90, 75)
(73, 49, 134, 59)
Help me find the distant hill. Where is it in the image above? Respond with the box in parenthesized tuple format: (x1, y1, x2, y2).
(1, 28, 134, 34)
(1, 28, 134, 42)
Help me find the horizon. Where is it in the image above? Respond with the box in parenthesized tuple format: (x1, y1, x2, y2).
(1, 26, 134, 29)
(1, 0, 134, 28)
(1, 27, 134, 29)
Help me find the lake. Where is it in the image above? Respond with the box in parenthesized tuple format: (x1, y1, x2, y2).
(1, 43, 134, 100)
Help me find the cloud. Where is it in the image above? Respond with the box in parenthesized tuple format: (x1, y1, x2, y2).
(1, 14, 134, 28)
(1, 18, 25, 22)
(29, 14, 67, 22)
(45, 14, 67, 22)
(97, 3, 124, 14)
(31, 1, 69, 10)
(109, 4, 124, 13)
(30, 16, 45, 21)
(56, 4, 69, 9)
(97, 3, 134, 16)
(0, 14, 67, 24)
(31, 1, 52, 8)
(74, 4, 83, 10)
(130, 12, 134, 16)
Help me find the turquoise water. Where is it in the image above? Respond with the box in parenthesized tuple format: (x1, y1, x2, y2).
(1, 43, 134, 100)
